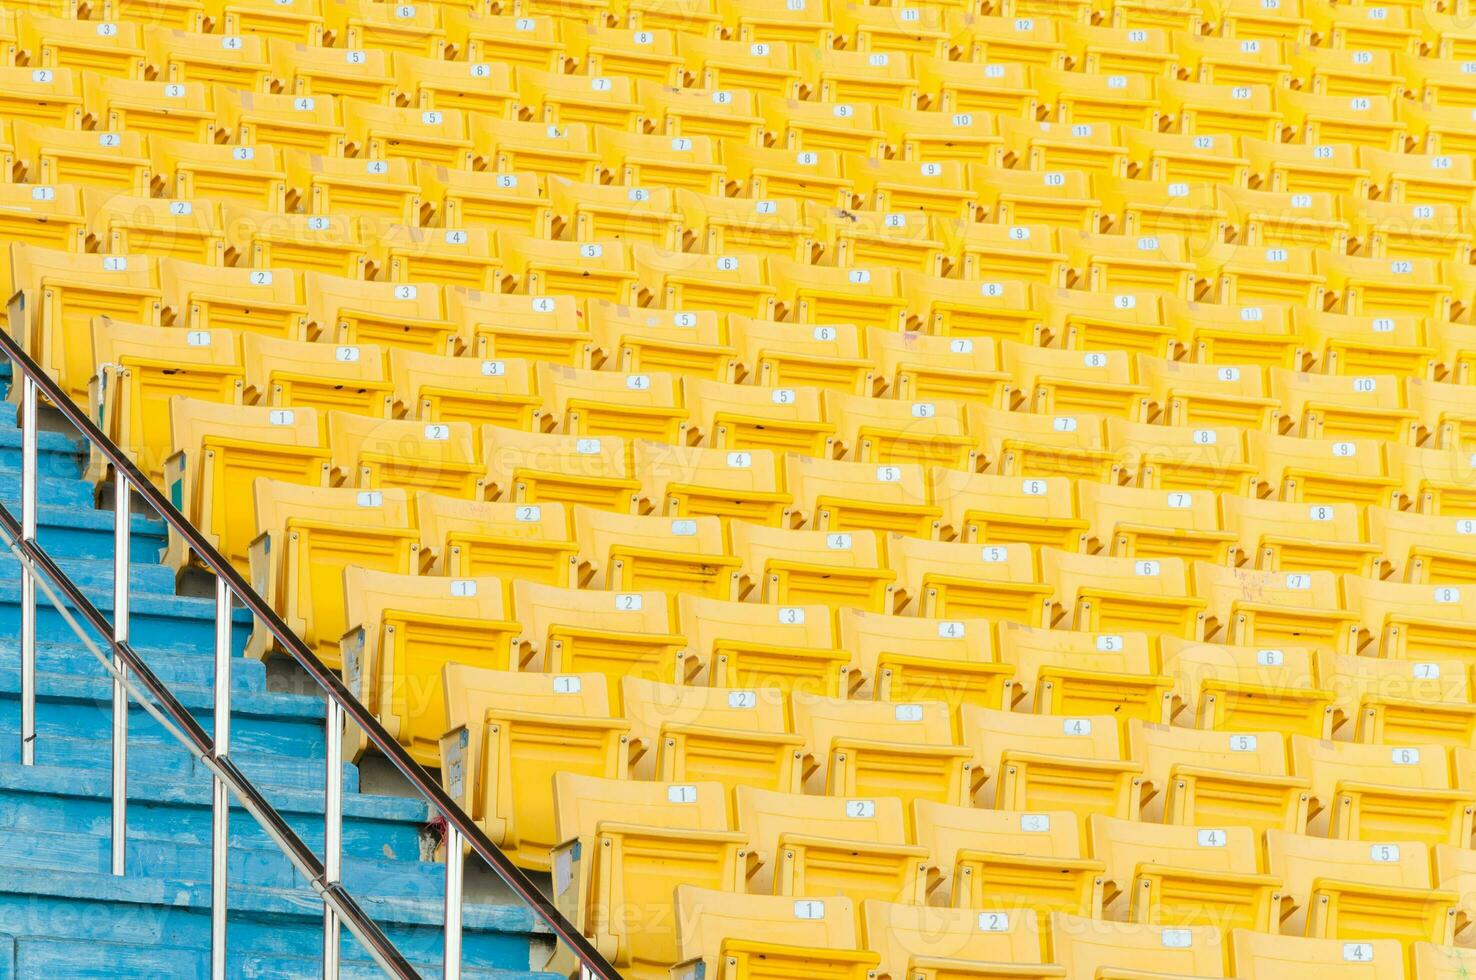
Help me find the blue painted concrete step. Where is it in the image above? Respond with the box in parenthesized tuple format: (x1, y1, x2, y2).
(0, 866, 552, 972)
(25, 638, 267, 692)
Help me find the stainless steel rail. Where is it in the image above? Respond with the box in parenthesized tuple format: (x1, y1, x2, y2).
(0, 306, 622, 980)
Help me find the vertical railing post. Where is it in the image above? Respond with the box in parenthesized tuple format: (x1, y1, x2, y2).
(19, 374, 37, 767)
(211, 576, 232, 980)
(444, 825, 463, 980)
(323, 698, 343, 978)
(111, 475, 130, 876)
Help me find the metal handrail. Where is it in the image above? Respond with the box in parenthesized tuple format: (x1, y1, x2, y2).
(0, 305, 621, 980)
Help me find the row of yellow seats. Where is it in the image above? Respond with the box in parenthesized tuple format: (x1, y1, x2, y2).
(537, 756, 1476, 975)
(671, 902, 1463, 980)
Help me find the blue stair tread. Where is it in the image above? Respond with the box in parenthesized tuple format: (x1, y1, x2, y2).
(25, 638, 267, 692)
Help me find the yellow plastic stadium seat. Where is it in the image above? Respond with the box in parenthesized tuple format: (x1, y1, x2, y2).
(863, 902, 1063, 980)
(446, 289, 586, 367)
(0, 66, 81, 130)
(769, 260, 906, 330)
(163, 399, 327, 572)
(1090, 815, 1278, 932)
(957, 14, 1065, 69)
(785, 457, 939, 540)
(1310, 1, 1418, 52)
(389, 350, 538, 430)
(1062, 22, 1173, 77)
(1217, 185, 1347, 252)
(674, 593, 844, 697)
(930, 471, 1083, 551)
(1130, 722, 1309, 833)
(481, 426, 638, 512)
(573, 508, 739, 598)
(1096, 176, 1226, 241)
(736, 785, 931, 902)
(1163, 297, 1303, 374)
(211, 0, 324, 42)
(1160, 636, 1330, 737)
(88, 317, 242, 486)
(999, 118, 1129, 181)
(1077, 482, 1235, 563)
(1344, 576, 1476, 660)
(547, 179, 678, 249)
(551, 774, 747, 980)
(1219, 497, 1377, 575)
(969, 164, 1101, 230)
(1277, 90, 1405, 151)
(415, 492, 574, 595)
(1193, 563, 1355, 652)
(515, 68, 641, 132)
(1170, 33, 1288, 88)
(513, 581, 686, 695)
(1195, 242, 1326, 309)
(18, 15, 145, 78)
(874, 108, 1003, 170)
(1347, 200, 1470, 263)
(631, 246, 776, 318)
(446, 12, 561, 71)
(270, 39, 391, 102)
(888, 536, 1052, 626)
(916, 58, 1037, 120)
(1319, 650, 1476, 749)
(730, 521, 895, 612)
(727, 0, 834, 46)
(914, 800, 1104, 919)
(363, 223, 496, 291)
(417, 167, 553, 238)
(1043, 289, 1175, 357)
(1291, 735, 1475, 847)
(324, 0, 443, 57)
(679, 35, 801, 99)
(470, 119, 598, 189)
(1000, 343, 1148, 418)
(1051, 913, 1225, 978)
(675, 191, 809, 262)
(215, 87, 344, 156)
(968, 406, 1120, 483)
(1300, 311, 1433, 378)
(327, 412, 479, 498)
(670, 887, 876, 980)
(1246, 431, 1398, 506)
(304, 273, 453, 354)
(838, 608, 1006, 713)
(440, 666, 626, 871)
(1107, 419, 1257, 495)
(150, 139, 284, 211)
(283, 151, 420, 223)
(1269, 369, 1418, 443)
(13, 123, 149, 194)
(1233, 932, 1403, 980)
(585, 303, 734, 380)
(1408, 379, 1476, 454)
(1036, 68, 1160, 130)
(865, 328, 1007, 404)
(497, 233, 636, 304)
(1416, 942, 1476, 980)
(1369, 506, 1476, 584)
(593, 130, 722, 197)
(1045, 549, 1205, 638)
(794, 46, 920, 108)
(620, 676, 802, 792)
(760, 96, 884, 157)
(10, 244, 161, 405)
(1319, 252, 1451, 321)
(729, 318, 872, 394)
(1122, 128, 1249, 189)
(637, 84, 766, 147)
(805, 204, 944, 275)
(1389, 443, 1476, 516)
(834, 4, 949, 57)
(824, 391, 977, 468)
(681, 377, 835, 458)
(1265, 829, 1457, 948)
(159, 258, 306, 339)
(1135, 357, 1276, 431)
(998, 623, 1165, 728)
(942, 224, 1065, 290)
(246, 480, 417, 664)
(340, 568, 518, 766)
(632, 440, 789, 525)
(341, 102, 473, 169)
(222, 206, 367, 279)
(536, 363, 686, 444)
(0, 183, 84, 297)
(83, 192, 223, 266)
(82, 76, 214, 143)
(144, 28, 269, 89)
(390, 56, 514, 120)
(966, 707, 1142, 836)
